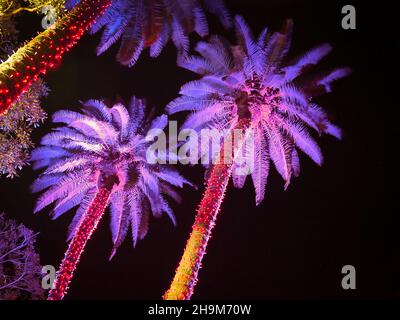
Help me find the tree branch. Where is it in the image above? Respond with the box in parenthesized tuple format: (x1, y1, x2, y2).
(0, 232, 39, 261)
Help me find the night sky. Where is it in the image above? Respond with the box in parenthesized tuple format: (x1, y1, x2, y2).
(1, 0, 392, 300)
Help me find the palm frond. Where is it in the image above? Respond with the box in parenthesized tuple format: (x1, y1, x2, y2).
(277, 117, 323, 166)
(283, 44, 332, 81)
(265, 122, 292, 187)
(166, 96, 218, 114)
(34, 170, 92, 213)
(64, 0, 232, 66)
(251, 128, 270, 205)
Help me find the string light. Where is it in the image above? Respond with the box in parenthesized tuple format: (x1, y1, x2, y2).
(48, 187, 112, 300)
(164, 119, 251, 300)
(0, 0, 111, 115)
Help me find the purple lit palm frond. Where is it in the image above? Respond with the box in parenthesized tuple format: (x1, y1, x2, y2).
(31, 98, 191, 257)
(168, 15, 351, 205)
(66, 0, 232, 67)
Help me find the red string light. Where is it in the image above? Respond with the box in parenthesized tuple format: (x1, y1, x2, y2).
(0, 0, 111, 115)
(48, 187, 112, 300)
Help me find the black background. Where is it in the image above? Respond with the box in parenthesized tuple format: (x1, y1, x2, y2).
(1, 0, 395, 300)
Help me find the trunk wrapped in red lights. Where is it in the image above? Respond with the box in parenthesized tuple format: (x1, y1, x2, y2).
(164, 119, 251, 300)
(48, 187, 112, 300)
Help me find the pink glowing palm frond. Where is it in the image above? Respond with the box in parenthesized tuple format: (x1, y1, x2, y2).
(66, 0, 232, 67)
(168, 15, 351, 205)
(31, 98, 191, 258)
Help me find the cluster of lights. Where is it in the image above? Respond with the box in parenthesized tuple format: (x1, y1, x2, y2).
(0, 0, 111, 115)
(48, 187, 112, 300)
(164, 119, 251, 300)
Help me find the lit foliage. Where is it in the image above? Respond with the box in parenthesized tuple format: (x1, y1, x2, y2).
(165, 16, 350, 299)
(66, 0, 231, 66)
(0, 15, 49, 179)
(0, 78, 48, 178)
(31, 98, 191, 299)
(168, 15, 351, 204)
(0, 212, 45, 300)
(0, 0, 111, 114)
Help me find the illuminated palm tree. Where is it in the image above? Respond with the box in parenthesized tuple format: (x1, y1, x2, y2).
(0, 0, 111, 115)
(31, 98, 191, 300)
(66, 0, 231, 66)
(164, 16, 351, 300)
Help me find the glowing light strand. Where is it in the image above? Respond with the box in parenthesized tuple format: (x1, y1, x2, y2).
(164, 118, 250, 300)
(0, 0, 111, 115)
(47, 187, 112, 300)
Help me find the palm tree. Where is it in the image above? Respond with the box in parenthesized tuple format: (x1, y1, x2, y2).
(65, 0, 231, 66)
(164, 16, 351, 300)
(0, 0, 111, 115)
(31, 98, 192, 300)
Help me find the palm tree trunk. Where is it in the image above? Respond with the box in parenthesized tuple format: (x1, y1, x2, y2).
(164, 119, 251, 300)
(48, 186, 112, 300)
(0, 0, 111, 115)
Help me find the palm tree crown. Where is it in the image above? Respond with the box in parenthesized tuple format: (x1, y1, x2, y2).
(66, 0, 231, 66)
(167, 15, 351, 205)
(31, 98, 191, 257)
